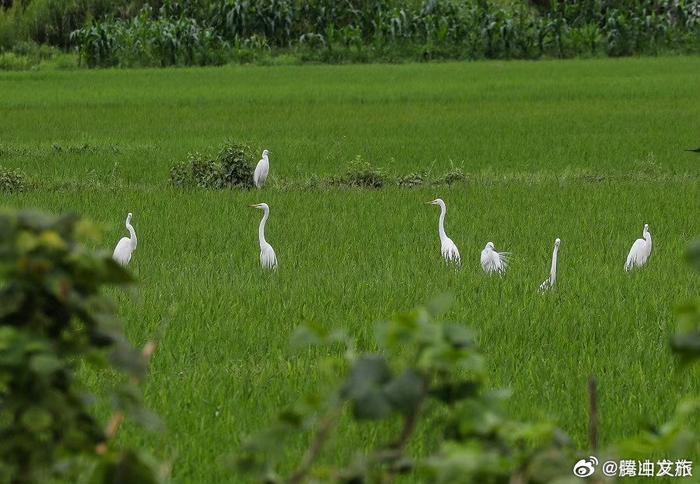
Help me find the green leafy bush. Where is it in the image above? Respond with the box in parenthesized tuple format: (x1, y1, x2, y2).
(0, 166, 29, 192)
(397, 171, 427, 188)
(334, 155, 387, 188)
(169, 141, 256, 189)
(0, 210, 163, 483)
(218, 141, 257, 188)
(433, 166, 466, 186)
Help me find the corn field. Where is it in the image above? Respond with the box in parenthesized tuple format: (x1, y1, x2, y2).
(7, 0, 700, 66)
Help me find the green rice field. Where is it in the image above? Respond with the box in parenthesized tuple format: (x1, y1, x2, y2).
(1, 56, 699, 482)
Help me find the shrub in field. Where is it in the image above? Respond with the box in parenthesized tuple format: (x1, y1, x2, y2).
(190, 152, 221, 188)
(169, 141, 256, 189)
(169, 160, 192, 188)
(397, 171, 427, 188)
(0, 210, 163, 483)
(334, 155, 388, 188)
(236, 275, 700, 482)
(170, 152, 219, 188)
(218, 141, 257, 189)
(433, 166, 466, 186)
(0, 166, 29, 192)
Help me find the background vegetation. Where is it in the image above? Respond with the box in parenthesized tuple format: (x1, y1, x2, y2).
(1, 0, 699, 69)
(1, 57, 698, 481)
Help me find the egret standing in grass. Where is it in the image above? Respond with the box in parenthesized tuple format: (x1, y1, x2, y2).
(624, 223, 652, 271)
(112, 212, 137, 266)
(480, 242, 509, 274)
(427, 198, 461, 264)
(539, 238, 561, 292)
(253, 149, 270, 189)
(250, 203, 277, 270)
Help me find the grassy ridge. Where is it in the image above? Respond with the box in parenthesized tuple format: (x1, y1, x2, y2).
(1, 57, 699, 482)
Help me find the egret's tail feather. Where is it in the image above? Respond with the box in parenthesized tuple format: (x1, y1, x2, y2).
(498, 252, 510, 270)
(624, 254, 634, 271)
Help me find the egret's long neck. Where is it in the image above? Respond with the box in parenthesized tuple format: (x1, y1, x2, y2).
(438, 204, 447, 241)
(258, 209, 269, 247)
(550, 245, 559, 283)
(127, 222, 137, 250)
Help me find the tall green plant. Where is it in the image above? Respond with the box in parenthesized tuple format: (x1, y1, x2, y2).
(71, 5, 228, 68)
(66, 0, 700, 67)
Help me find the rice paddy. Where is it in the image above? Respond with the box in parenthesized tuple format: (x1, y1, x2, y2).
(1, 56, 699, 482)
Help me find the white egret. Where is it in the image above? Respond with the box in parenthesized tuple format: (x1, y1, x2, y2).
(480, 242, 509, 274)
(253, 149, 270, 189)
(250, 203, 277, 270)
(624, 223, 652, 271)
(112, 212, 137, 266)
(539, 238, 561, 292)
(427, 198, 461, 264)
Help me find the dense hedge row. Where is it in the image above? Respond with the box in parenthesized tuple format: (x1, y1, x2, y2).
(2, 0, 699, 67)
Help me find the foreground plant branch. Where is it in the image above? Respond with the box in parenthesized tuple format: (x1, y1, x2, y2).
(0, 210, 165, 484)
(97, 341, 158, 456)
(287, 406, 343, 484)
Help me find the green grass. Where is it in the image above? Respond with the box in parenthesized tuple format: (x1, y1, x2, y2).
(1, 57, 699, 483)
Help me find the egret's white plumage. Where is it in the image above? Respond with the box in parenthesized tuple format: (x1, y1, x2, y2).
(624, 223, 652, 271)
(480, 242, 509, 274)
(427, 198, 461, 264)
(112, 212, 137, 266)
(539, 238, 561, 292)
(251, 202, 277, 270)
(253, 149, 270, 189)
